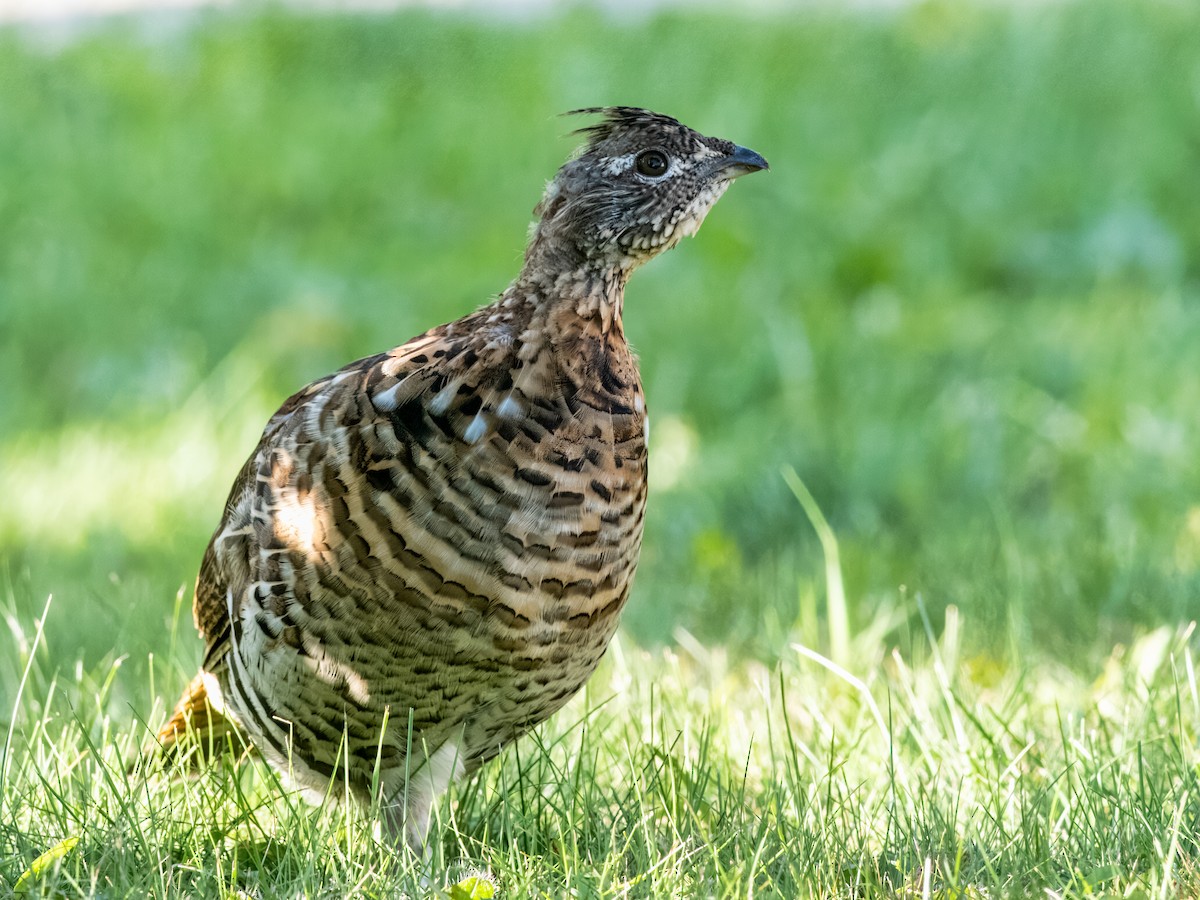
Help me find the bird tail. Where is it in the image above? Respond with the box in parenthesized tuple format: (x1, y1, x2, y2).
(136, 671, 249, 771)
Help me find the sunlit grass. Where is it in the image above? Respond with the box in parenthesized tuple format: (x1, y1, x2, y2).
(3, 579, 1199, 896)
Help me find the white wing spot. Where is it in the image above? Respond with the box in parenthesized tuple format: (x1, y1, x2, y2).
(497, 394, 523, 419)
(372, 382, 403, 412)
(463, 414, 489, 445)
(428, 381, 458, 416)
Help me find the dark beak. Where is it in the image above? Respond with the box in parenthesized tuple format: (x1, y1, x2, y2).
(721, 144, 770, 177)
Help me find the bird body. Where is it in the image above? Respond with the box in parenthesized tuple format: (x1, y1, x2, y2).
(159, 108, 767, 849)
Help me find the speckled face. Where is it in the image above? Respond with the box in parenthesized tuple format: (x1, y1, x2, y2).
(537, 107, 768, 268)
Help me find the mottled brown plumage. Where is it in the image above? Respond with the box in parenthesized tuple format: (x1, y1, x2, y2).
(158, 107, 767, 849)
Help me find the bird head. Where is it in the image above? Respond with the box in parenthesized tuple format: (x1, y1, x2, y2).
(530, 107, 768, 273)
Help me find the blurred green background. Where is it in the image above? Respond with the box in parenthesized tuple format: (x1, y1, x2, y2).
(1, 0, 1198, 686)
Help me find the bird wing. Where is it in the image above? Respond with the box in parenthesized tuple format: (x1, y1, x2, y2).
(191, 363, 354, 670)
(191, 312, 522, 674)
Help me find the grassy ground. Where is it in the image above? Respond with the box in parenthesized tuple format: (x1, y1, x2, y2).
(2, 0, 1199, 895)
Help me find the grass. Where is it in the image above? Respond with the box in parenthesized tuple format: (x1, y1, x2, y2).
(5, 585, 1200, 896)
(2, 0, 1200, 895)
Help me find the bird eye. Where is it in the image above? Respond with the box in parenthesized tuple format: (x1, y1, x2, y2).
(635, 149, 670, 178)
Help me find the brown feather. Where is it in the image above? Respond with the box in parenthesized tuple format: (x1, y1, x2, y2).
(153, 673, 248, 765)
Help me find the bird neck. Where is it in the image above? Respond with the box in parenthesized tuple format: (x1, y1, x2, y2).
(513, 255, 631, 340)
(492, 261, 640, 417)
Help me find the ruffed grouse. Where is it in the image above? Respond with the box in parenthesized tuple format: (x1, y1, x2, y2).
(158, 107, 768, 849)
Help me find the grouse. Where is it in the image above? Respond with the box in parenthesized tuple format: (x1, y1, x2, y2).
(157, 107, 768, 850)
